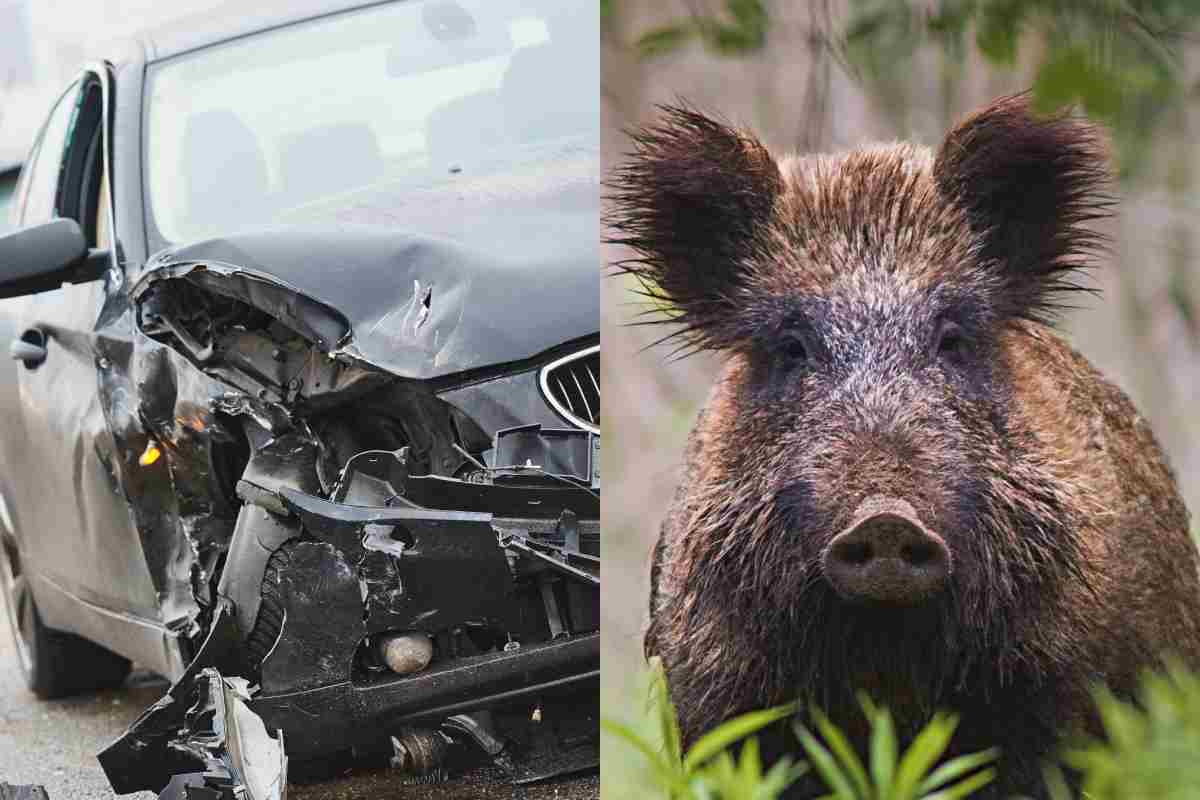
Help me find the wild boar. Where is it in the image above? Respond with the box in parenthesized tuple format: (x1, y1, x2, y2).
(608, 95, 1200, 797)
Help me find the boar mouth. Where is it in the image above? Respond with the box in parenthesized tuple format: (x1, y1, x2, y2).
(821, 496, 953, 607)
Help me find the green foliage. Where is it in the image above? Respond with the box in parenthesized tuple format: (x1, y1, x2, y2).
(633, 0, 768, 59)
(1052, 660, 1200, 799)
(688, 738, 812, 800)
(604, 657, 1200, 798)
(794, 694, 998, 800)
(843, 0, 1200, 175)
(601, 662, 999, 799)
(601, 659, 804, 799)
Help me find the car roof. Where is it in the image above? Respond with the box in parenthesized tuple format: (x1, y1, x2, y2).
(137, 0, 395, 62)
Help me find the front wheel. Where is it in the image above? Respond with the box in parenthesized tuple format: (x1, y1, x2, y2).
(0, 532, 132, 699)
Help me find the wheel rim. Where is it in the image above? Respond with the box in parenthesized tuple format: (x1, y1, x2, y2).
(0, 537, 34, 675)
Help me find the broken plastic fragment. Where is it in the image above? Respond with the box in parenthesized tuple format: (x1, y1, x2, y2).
(99, 602, 287, 799)
(143, 669, 287, 800)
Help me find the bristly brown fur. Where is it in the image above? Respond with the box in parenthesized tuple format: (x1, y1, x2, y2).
(606, 94, 1114, 355)
(933, 94, 1115, 324)
(606, 104, 785, 356)
(614, 94, 1200, 800)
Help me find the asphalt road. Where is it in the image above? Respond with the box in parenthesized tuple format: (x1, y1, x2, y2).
(0, 591, 598, 799)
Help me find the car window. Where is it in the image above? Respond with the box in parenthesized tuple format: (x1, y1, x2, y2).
(144, 0, 598, 245)
(54, 82, 107, 247)
(2, 167, 22, 232)
(20, 81, 82, 226)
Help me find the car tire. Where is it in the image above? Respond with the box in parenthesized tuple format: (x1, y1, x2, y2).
(244, 539, 297, 669)
(1, 533, 132, 699)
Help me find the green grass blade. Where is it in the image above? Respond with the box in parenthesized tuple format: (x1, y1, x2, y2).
(857, 692, 879, 719)
(649, 663, 684, 767)
(689, 777, 716, 800)
(1042, 764, 1074, 800)
(691, 751, 735, 800)
(1092, 685, 1145, 753)
(739, 736, 762, 784)
(916, 748, 999, 794)
(756, 758, 786, 799)
(869, 705, 898, 799)
(795, 721, 859, 800)
(757, 757, 810, 799)
(683, 703, 798, 772)
(601, 717, 679, 788)
(892, 714, 958, 800)
(600, 717, 670, 770)
(919, 766, 996, 800)
(811, 706, 871, 798)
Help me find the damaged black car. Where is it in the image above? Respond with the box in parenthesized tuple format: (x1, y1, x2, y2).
(0, 0, 598, 796)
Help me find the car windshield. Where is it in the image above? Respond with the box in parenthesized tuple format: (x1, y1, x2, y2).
(143, 0, 597, 245)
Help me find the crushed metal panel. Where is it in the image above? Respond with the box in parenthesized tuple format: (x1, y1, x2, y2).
(254, 539, 365, 695)
(216, 676, 288, 800)
(102, 666, 287, 800)
(132, 263, 388, 407)
(215, 504, 302, 648)
(98, 601, 242, 794)
(250, 635, 599, 760)
(149, 670, 287, 800)
(135, 225, 598, 380)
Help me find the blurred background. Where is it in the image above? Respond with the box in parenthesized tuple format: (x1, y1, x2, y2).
(0, 0, 232, 231)
(601, 0, 1200, 792)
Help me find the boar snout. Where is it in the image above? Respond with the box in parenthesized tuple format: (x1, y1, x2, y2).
(822, 496, 951, 606)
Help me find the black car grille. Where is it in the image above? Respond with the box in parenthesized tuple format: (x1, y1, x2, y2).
(540, 345, 599, 433)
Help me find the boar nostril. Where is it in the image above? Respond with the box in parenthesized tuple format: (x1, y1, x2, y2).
(901, 541, 935, 566)
(822, 497, 952, 606)
(841, 541, 872, 565)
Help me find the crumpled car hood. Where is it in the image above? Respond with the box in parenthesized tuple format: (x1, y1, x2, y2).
(138, 223, 598, 380)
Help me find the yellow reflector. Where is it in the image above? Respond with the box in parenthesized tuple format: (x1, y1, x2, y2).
(139, 441, 162, 466)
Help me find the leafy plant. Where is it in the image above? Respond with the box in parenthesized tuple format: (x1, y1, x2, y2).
(1050, 660, 1200, 799)
(601, 659, 805, 799)
(688, 737, 811, 800)
(794, 694, 999, 800)
(602, 661, 1001, 799)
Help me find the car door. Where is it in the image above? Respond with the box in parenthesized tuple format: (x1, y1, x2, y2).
(0, 73, 166, 664)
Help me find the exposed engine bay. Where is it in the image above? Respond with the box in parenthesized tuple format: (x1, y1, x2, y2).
(94, 247, 599, 799)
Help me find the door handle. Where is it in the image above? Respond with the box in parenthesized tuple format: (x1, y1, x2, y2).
(10, 330, 47, 368)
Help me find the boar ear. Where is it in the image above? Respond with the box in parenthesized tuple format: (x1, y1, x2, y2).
(933, 94, 1112, 323)
(607, 105, 783, 350)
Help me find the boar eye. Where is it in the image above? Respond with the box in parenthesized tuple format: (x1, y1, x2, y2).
(935, 319, 970, 362)
(779, 329, 812, 365)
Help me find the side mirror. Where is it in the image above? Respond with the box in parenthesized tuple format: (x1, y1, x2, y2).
(0, 218, 109, 299)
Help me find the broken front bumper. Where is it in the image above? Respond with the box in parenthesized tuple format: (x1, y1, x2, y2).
(254, 481, 599, 758)
(101, 442, 599, 794)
